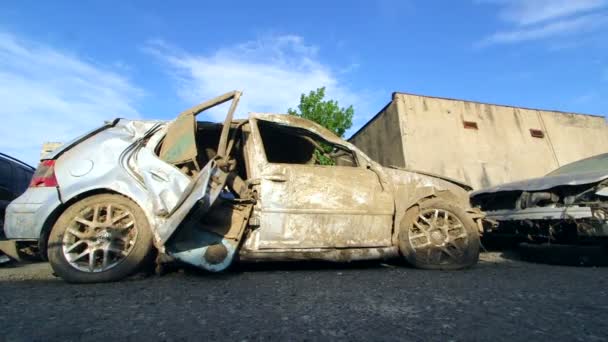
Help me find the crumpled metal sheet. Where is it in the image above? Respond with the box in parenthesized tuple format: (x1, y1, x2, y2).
(131, 145, 191, 217)
(155, 160, 225, 243)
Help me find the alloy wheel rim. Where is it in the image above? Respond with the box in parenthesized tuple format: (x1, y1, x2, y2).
(62, 203, 138, 273)
(408, 208, 469, 265)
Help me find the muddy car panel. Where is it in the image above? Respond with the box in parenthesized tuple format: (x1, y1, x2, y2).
(384, 166, 479, 239)
(241, 115, 395, 250)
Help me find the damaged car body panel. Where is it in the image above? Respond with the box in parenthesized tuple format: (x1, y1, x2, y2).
(4, 119, 171, 241)
(4, 90, 483, 282)
(243, 114, 394, 251)
(471, 153, 608, 242)
(384, 166, 483, 240)
(470, 171, 608, 195)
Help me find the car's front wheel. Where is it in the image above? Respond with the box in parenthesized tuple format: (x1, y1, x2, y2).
(48, 194, 154, 283)
(398, 198, 480, 270)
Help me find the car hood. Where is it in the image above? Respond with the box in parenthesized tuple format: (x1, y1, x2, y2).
(386, 166, 473, 191)
(383, 166, 472, 207)
(471, 170, 608, 197)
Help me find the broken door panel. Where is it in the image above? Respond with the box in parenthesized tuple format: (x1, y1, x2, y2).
(152, 91, 247, 271)
(155, 160, 227, 244)
(167, 197, 253, 271)
(129, 144, 192, 216)
(256, 164, 394, 248)
(158, 159, 243, 271)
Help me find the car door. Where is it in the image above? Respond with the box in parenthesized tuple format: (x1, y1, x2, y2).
(129, 91, 249, 271)
(246, 115, 395, 249)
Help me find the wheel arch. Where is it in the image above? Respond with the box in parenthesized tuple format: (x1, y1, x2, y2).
(392, 191, 462, 244)
(38, 188, 146, 259)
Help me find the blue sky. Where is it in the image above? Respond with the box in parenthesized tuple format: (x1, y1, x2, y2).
(1, 0, 607, 165)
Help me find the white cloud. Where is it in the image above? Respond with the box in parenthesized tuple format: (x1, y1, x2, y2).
(477, 0, 608, 46)
(146, 35, 367, 126)
(480, 13, 608, 45)
(497, 0, 607, 26)
(0, 32, 143, 165)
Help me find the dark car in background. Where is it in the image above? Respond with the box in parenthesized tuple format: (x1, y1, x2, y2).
(471, 153, 608, 247)
(0, 153, 34, 262)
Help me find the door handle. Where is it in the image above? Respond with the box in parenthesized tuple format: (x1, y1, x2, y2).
(263, 174, 287, 182)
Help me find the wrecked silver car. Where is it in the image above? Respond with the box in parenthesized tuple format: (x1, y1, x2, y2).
(3, 91, 482, 283)
(471, 153, 608, 244)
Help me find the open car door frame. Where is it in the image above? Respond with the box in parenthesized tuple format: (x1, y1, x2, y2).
(136, 90, 254, 271)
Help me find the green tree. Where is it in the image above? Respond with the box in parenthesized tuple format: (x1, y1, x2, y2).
(288, 87, 354, 137)
(288, 87, 354, 165)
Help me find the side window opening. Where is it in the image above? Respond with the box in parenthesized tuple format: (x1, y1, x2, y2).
(195, 123, 248, 180)
(155, 90, 243, 177)
(257, 120, 357, 167)
(156, 122, 248, 180)
(157, 113, 199, 176)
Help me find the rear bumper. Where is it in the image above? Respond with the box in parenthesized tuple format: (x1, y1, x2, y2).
(3, 187, 62, 240)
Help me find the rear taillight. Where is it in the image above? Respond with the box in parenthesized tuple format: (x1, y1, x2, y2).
(29, 160, 58, 187)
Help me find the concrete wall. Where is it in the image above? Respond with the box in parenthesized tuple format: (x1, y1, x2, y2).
(40, 142, 63, 159)
(350, 92, 608, 190)
(538, 111, 608, 167)
(349, 101, 406, 168)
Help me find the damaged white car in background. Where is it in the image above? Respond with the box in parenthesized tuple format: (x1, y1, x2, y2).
(471, 153, 608, 245)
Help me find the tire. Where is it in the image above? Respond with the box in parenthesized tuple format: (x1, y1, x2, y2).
(398, 198, 480, 270)
(47, 194, 154, 283)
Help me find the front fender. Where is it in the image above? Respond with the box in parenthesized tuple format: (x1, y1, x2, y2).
(384, 168, 479, 244)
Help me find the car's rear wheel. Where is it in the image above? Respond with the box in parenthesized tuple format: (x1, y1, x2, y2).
(48, 194, 154, 283)
(398, 198, 480, 270)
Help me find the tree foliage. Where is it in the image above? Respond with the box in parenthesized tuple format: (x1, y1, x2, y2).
(287, 87, 354, 138)
(288, 87, 354, 165)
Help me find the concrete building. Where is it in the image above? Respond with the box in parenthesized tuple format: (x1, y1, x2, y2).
(349, 92, 608, 190)
(40, 142, 63, 159)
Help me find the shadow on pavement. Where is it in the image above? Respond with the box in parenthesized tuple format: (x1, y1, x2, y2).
(482, 236, 608, 267)
(206, 258, 405, 274)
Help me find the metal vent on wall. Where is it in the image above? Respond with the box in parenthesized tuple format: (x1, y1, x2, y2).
(463, 121, 478, 130)
(530, 129, 545, 138)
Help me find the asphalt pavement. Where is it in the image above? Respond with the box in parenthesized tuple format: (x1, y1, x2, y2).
(1, 252, 607, 341)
